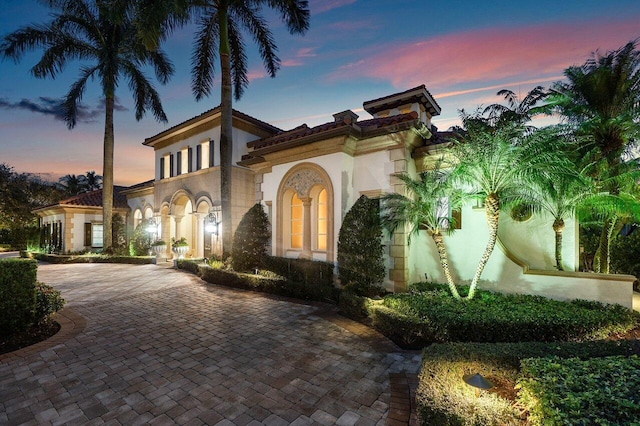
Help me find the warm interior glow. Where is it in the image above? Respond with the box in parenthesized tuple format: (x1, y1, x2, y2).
(291, 193, 303, 249)
(317, 189, 327, 250)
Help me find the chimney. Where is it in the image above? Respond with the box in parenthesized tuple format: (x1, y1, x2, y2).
(332, 110, 359, 125)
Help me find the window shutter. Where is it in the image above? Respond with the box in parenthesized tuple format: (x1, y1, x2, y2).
(176, 151, 182, 175)
(170, 154, 174, 177)
(196, 145, 202, 171)
(160, 157, 165, 179)
(209, 139, 214, 167)
(188, 147, 193, 172)
(84, 223, 92, 246)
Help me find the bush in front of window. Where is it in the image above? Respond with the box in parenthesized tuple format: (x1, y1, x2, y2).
(337, 195, 385, 296)
(232, 203, 271, 272)
(129, 219, 154, 256)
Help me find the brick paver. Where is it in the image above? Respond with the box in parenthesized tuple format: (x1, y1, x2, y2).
(0, 263, 421, 425)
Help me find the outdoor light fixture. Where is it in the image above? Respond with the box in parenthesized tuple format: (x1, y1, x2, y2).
(145, 218, 158, 234)
(463, 373, 493, 397)
(205, 210, 221, 235)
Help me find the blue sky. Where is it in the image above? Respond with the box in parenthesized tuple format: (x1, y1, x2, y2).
(1, 0, 639, 185)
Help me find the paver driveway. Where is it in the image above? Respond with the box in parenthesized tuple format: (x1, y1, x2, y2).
(0, 263, 420, 425)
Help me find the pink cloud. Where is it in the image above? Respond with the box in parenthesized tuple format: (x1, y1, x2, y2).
(309, 0, 356, 14)
(296, 47, 317, 58)
(328, 17, 640, 94)
(282, 59, 304, 67)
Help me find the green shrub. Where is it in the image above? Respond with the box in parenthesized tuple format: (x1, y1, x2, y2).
(0, 258, 37, 334)
(33, 253, 153, 264)
(417, 341, 639, 426)
(338, 291, 370, 320)
(379, 286, 638, 344)
(264, 256, 334, 288)
(129, 219, 154, 256)
(178, 259, 338, 302)
(34, 282, 65, 323)
(611, 226, 640, 290)
(232, 203, 271, 272)
(518, 355, 640, 426)
(337, 195, 385, 296)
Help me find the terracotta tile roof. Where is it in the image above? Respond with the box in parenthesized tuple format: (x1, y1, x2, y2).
(144, 106, 281, 146)
(57, 186, 130, 209)
(363, 84, 441, 116)
(247, 111, 420, 152)
(120, 179, 154, 194)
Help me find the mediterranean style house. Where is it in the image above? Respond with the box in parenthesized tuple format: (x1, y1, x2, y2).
(34, 85, 636, 307)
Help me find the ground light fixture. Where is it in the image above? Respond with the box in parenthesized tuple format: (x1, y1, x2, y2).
(463, 373, 493, 397)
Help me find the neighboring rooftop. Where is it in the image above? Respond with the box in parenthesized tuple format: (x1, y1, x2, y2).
(34, 187, 130, 212)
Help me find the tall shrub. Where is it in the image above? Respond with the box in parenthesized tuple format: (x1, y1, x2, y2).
(338, 195, 385, 295)
(232, 203, 271, 272)
(129, 218, 154, 256)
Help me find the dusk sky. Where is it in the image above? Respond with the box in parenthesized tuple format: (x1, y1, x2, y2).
(1, 0, 639, 186)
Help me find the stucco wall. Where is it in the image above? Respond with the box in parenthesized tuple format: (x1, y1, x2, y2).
(406, 203, 634, 308)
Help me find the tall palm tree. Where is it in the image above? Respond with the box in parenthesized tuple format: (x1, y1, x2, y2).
(543, 40, 640, 272)
(449, 115, 568, 299)
(193, 0, 309, 257)
(58, 174, 87, 196)
(1, 0, 174, 250)
(381, 165, 466, 300)
(140, 0, 309, 256)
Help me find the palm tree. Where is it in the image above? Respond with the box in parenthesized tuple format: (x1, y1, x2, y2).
(543, 40, 640, 272)
(483, 86, 546, 130)
(84, 171, 102, 191)
(140, 0, 309, 256)
(58, 174, 87, 197)
(381, 165, 466, 300)
(1, 0, 174, 250)
(192, 0, 309, 257)
(449, 114, 568, 299)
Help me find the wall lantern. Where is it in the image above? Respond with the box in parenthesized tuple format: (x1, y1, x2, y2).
(463, 373, 493, 397)
(145, 217, 158, 235)
(205, 210, 221, 235)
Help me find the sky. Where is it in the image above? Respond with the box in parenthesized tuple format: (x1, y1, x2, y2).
(1, 0, 639, 186)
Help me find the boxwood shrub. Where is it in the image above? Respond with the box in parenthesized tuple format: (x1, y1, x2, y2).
(34, 282, 65, 324)
(517, 355, 640, 426)
(0, 258, 37, 334)
(177, 259, 338, 302)
(417, 341, 640, 425)
(376, 284, 638, 345)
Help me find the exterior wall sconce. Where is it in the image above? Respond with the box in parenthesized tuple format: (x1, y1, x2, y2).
(463, 373, 493, 397)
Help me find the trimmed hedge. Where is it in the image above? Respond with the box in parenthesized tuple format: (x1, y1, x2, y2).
(417, 341, 640, 425)
(264, 256, 334, 288)
(33, 253, 154, 264)
(177, 258, 338, 302)
(518, 355, 640, 426)
(376, 284, 639, 346)
(0, 258, 37, 334)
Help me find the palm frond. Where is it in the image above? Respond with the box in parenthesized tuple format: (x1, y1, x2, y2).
(191, 10, 219, 101)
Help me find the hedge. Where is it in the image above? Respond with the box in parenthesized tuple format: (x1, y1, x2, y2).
(0, 258, 37, 334)
(377, 285, 639, 345)
(32, 253, 154, 264)
(417, 341, 640, 425)
(177, 258, 338, 302)
(518, 355, 640, 426)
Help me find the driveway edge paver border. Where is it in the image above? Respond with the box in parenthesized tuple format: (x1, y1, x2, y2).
(0, 307, 86, 363)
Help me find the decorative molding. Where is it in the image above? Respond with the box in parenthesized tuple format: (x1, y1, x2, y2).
(283, 168, 324, 198)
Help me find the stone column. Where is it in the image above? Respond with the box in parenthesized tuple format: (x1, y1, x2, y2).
(194, 213, 205, 259)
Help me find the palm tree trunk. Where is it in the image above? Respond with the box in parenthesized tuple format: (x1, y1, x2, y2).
(553, 218, 565, 271)
(102, 95, 114, 250)
(219, 8, 233, 258)
(595, 216, 617, 274)
(431, 232, 461, 300)
(467, 193, 500, 300)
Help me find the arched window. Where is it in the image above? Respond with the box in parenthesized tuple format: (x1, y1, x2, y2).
(133, 210, 143, 230)
(316, 189, 327, 251)
(290, 193, 303, 249)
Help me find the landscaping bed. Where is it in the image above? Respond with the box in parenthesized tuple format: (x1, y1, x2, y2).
(28, 252, 154, 264)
